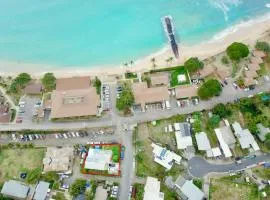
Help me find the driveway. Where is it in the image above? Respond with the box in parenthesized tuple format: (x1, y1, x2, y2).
(188, 155, 270, 178)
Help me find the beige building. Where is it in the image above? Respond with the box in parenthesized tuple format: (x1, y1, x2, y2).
(150, 73, 169, 87)
(51, 76, 100, 119)
(175, 85, 198, 99)
(43, 147, 74, 173)
(132, 82, 169, 110)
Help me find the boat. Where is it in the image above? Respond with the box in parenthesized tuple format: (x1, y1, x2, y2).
(161, 15, 179, 58)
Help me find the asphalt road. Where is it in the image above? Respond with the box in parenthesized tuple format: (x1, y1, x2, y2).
(188, 155, 270, 178)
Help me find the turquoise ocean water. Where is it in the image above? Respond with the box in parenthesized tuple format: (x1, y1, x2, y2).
(0, 0, 269, 68)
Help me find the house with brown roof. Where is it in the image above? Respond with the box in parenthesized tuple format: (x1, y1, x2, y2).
(50, 76, 100, 119)
(150, 73, 169, 87)
(24, 82, 43, 95)
(175, 85, 198, 99)
(132, 82, 169, 111)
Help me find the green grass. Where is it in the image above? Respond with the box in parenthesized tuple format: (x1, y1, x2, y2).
(210, 178, 259, 200)
(252, 166, 270, 180)
(0, 148, 45, 183)
(170, 67, 190, 87)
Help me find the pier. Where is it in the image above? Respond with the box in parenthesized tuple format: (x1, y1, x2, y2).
(162, 16, 179, 58)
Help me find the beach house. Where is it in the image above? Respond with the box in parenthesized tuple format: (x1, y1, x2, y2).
(50, 76, 101, 119)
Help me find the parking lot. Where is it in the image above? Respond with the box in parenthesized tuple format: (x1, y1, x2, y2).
(101, 84, 111, 111)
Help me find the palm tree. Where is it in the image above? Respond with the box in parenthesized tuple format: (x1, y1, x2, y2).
(151, 57, 156, 69)
(130, 60, 134, 66)
(123, 62, 129, 72)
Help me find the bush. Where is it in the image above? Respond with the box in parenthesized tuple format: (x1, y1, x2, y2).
(69, 179, 86, 197)
(212, 103, 232, 118)
(255, 41, 270, 53)
(226, 42, 249, 62)
(208, 115, 221, 128)
(221, 56, 229, 65)
(193, 179, 203, 189)
(25, 168, 42, 184)
(116, 83, 134, 111)
(53, 192, 66, 200)
(41, 73, 56, 92)
(198, 79, 222, 100)
(184, 57, 204, 73)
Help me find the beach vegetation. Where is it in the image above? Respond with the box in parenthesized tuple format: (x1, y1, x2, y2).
(212, 103, 232, 118)
(93, 76, 101, 94)
(116, 83, 134, 112)
(170, 66, 190, 87)
(198, 79, 222, 100)
(221, 56, 229, 65)
(184, 57, 204, 73)
(41, 73, 56, 92)
(125, 72, 137, 79)
(255, 41, 270, 53)
(226, 42, 249, 62)
(69, 179, 86, 197)
(7, 73, 31, 93)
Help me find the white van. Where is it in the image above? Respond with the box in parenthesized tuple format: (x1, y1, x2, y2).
(165, 101, 171, 109)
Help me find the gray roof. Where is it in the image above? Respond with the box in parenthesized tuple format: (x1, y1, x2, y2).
(164, 176, 175, 189)
(174, 175, 186, 189)
(33, 181, 50, 200)
(195, 132, 211, 150)
(219, 126, 236, 146)
(180, 180, 204, 200)
(1, 180, 29, 199)
(257, 123, 270, 142)
(179, 123, 191, 137)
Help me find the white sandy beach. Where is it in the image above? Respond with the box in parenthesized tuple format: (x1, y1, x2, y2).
(0, 13, 270, 78)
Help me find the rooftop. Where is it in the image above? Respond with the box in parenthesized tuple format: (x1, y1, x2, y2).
(257, 123, 270, 142)
(1, 180, 30, 199)
(51, 87, 100, 118)
(56, 76, 91, 91)
(175, 85, 198, 99)
(84, 148, 113, 171)
(215, 128, 233, 158)
(195, 132, 211, 151)
(43, 147, 74, 172)
(150, 73, 169, 86)
(132, 82, 169, 107)
(180, 180, 204, 200)
(143, 177, 164, 200)
(24, 82, 43, 94)
(94, 186, 108, 200)
(33, 181, 50, 200)
(174, 123, 193, 149)
(151, 143, 181, 170)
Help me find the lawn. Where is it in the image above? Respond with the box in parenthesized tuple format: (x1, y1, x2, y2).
(170, 67, 190, 87)
(0, 148, 45, 183)
(252, 166, 270, 180)
(210, 178, 259, 200)
(135, 123, 185, 179)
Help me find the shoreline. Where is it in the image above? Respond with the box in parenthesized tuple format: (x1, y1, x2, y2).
(0, 13, 270, 78)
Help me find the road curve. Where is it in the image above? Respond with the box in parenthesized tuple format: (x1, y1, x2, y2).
(188, 155, 270, 178)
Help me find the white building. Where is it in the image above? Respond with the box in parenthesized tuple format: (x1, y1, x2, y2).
(179, 180, 204, 200)
(174, 123, 193, 149)
(143, 177, 164, 200)
(151, 143, 181, 170)
(215, 128, 233, 158)
(232, 122, 260, 151)
(195, 132, 222, 158)
(84, 148, 112, 171)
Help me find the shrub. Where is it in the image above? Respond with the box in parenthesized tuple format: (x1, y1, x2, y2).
(198, 79, 222, 100)
(93, 77, 101, 94)
(226, 42, 249, 62)
(255, 41, 270, 53)
(8, 73, 31, 93)
(69, 179, 86, 197)
(221, 56, 229, 65)
(208, 115, 221, 128)
(184, 57, 204, 73)
(25, 168, 42, 184)
(193, 179, 203, 189)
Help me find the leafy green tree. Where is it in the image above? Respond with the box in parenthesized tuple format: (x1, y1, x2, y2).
(116, 83, 134, 111)
(69, 179, 86, 197)
(208, 115, 221, 128)
(226, 42, 249, 62)
(193, 179, 203, 189)
(93, 77, 101, 94)
(41, 73, 56, 91)
(212, 103, 232, 118)
(8, 73, 31, 93)
(184, 57, 204, 73)
(255, 41, 270, 53)
(265, 133, 270, 149)
(198, 79, 222, 100)
(239, 98, 261, 115)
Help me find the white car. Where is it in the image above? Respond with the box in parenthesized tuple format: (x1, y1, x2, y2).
(55, 134, 59, 139)
(165, 101, 171, 109)
(63, 134, 68, 139)
(176, 101, 181, 107)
